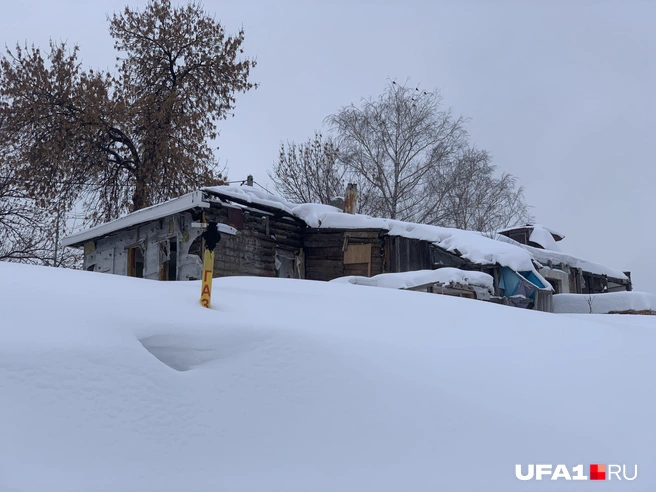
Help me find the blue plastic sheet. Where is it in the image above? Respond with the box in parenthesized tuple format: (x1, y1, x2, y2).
(499, 267, 544, 300)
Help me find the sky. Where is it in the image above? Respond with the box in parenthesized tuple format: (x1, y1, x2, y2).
(2, 0, 654, 292)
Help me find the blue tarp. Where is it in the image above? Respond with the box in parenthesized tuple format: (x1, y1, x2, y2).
(499, 267, 545, 300)
(518, 270, 546, 289)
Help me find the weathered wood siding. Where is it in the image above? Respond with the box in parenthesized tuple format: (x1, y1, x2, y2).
(305, 231, 464, 281)
(385, 236, 433, 273)
(203, 205, 304, 279)
(304, 229, 385, 281)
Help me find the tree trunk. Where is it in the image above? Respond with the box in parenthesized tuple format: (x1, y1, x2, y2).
(132, 174, 149, 211)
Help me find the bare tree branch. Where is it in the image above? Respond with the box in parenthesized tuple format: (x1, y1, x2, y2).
(326, 80, 467, 221)
(268, 132, 345, 205)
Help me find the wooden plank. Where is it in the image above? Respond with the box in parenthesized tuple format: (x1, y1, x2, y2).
(127, 247, 135, 277)
(304, 247, 348, 259)
(302, 237, 346, 248)
(343, 231, 381, 239)
(344, 263, 369, 277)
(344, 243, 372, 264)
(217, 253, 276, 265)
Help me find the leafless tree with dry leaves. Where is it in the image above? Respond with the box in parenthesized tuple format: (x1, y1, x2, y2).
(0, 0, 256, 224)
(0, 0, 256, 263)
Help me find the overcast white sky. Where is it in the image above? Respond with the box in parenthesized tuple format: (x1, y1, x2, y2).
(2, 0, 654, 292)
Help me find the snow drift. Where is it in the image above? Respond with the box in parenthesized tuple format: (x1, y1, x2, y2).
(1, 262, 655, 491)
(330, 268, 494, 295)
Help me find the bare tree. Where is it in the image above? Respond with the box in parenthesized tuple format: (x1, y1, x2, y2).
(271, 80, 532, 232)
(0, 168, 81, 267)
(326, 80, 466, 221)
(0, 0, 256, 227)
(0, 175, 47, 262)
(269, 132, 345, 204)
(424, 146, 533, 233)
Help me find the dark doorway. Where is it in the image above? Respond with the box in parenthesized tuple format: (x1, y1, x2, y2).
(167, 239, 177, 280)
(128, 247, 144, 278)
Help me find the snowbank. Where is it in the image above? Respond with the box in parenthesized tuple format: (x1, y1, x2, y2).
(553, 291, 656, 314)
(1, 262, 656, 491)
(331, 267, 494, 294)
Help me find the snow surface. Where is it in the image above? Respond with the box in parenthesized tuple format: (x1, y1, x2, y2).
(553, 291, 656, 314)
(1, 262, 656, 491)
(331, 268, 494, 294)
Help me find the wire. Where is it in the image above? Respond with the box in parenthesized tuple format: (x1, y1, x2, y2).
(253, 181, 273, 195)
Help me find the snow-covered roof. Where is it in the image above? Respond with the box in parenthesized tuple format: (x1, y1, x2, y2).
(495, 234, 629, 280)
(525, 245, 629, 281)
(61, 191, 209, 247)
(62, 185, 623, 284)
(204, 186, 543, 274)
(318, 213, 541, 272)
(60, 185, 543, 275)
(498, 224, 565, 242)
(203, 185, 340, 220)
(330, 268, 495, 294)
(213, 187, 545, 273)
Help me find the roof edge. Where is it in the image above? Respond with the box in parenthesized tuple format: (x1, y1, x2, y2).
(61, 191, 210, 248)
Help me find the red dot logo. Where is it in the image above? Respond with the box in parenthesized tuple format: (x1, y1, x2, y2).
(590, 464, 606, 480)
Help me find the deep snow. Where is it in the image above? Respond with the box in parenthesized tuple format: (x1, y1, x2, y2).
(330, 268, 494, 294)
(1, 262, 655, 491)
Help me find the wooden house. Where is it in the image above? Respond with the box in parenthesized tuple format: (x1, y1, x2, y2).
(62, 185, 562, 313)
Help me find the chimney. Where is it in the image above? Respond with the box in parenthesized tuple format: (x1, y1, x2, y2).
(343, 183, 357, 214)
(246, 175, 253, 187)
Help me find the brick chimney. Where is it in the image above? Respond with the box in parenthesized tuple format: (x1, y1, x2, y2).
(343, 183, 357, 214)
